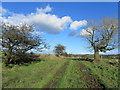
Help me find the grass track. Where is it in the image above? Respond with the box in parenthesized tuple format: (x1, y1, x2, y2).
(2, 57, 118, 88)
(43, 61, 69, 88)
(56, 60, 85, 88)
(2, 59, 66, 88)
(32, 59, 67, 88)
(56, 60, 106, 88)
(81, 61, 118, 88)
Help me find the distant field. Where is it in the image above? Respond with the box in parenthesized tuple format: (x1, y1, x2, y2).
(2, 55, 118, 88)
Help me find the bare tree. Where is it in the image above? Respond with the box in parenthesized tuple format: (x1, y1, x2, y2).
(81, 18, 118, 61)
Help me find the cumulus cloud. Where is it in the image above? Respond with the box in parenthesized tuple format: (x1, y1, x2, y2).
(70, 20, 87, 30)
(68, 27, 93, 37)
(27, 14, 72, 33)
(1, 5, 72, 34)
(36, 5, 52, 13)
(80, 27, 93, 37)
(1, 5, 88, 34)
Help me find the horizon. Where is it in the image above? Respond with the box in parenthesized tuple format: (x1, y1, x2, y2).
(1, 2, 118, 55)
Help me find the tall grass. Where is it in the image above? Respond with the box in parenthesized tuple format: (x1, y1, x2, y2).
(2, 54, 66, 88)
(81, 61, 118, 88)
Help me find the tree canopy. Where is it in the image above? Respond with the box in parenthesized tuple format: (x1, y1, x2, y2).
(54, 44, 66, 56)
(1, 23, 47, 65)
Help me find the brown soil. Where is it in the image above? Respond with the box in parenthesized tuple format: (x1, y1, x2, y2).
(77, 62, 105, 88)
(42, 61, 69, 88)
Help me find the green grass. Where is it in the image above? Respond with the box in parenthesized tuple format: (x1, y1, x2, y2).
(2, 59, 66, 88)
(81, 60, 118, 88)
(2, 55, 119, 88)
(56, 60, 86, 88)
(34, 60, 67, 88)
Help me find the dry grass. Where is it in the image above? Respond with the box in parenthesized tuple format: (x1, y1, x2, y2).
(38, 54, 63, 61)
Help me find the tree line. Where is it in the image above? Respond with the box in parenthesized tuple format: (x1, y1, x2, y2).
(1, 17, 118, 66)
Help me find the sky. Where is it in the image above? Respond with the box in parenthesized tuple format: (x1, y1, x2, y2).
(1, 2, 118, 54)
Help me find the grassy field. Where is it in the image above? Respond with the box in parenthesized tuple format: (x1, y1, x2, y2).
(2, 55, 118, 88)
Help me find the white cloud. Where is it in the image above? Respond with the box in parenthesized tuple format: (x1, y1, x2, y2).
(1, 5, 72, 34)
(27, 13, 72, 33)
(80, 27, 93, 37)
(1, 5, 88, 34)
(36, 5, 52, 13)
(70, 20, 87, 30)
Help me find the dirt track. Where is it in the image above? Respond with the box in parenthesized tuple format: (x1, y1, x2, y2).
(77, 62, 105, 88)
(43, 61, 69, 88)
(43, 60, 105, 88)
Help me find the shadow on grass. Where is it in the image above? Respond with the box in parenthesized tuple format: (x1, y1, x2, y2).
(3, 53, 41, 68)
(71, 58, 94, 62)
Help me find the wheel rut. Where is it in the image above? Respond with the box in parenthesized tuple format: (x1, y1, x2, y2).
(42, 61, 69, 88)
(77, 62, 106, 88)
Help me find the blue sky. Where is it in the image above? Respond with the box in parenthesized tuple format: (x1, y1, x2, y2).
(1, 2, 118, 54)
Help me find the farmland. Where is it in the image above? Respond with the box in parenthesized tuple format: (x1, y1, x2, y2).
(1, 2, 119, 89)
(2, 54, 118, 88)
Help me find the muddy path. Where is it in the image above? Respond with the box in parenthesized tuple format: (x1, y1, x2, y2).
(42, 61, 69, 88)
(77, 62, 106, 88)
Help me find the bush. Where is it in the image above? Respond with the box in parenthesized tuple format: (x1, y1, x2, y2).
(2, 23, 47, 66)
(3, 53, 40, 66)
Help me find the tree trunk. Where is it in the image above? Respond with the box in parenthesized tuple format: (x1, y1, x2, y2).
(5, 57, 11, 66)
(94, 48, 100, 61)
(5, 47, 12, 66)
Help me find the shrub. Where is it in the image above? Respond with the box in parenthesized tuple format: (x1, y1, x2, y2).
(3, 53, 40, 66)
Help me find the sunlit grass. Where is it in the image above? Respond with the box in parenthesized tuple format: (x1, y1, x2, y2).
(81, 60, 118, 88)
(56, 60, 85, 88)
(2, 59, 65, 88)
(2, 55, 118, 88)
